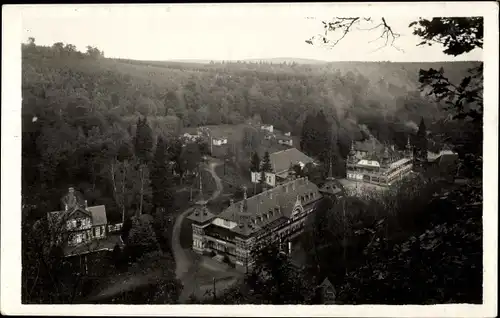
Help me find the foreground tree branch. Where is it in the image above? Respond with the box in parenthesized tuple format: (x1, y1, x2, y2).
(305, 17, 402, 51)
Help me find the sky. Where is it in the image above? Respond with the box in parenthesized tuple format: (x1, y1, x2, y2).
(20, 4, 483, 62)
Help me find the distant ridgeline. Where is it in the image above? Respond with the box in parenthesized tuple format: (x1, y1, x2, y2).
(22, 41, 480, 146)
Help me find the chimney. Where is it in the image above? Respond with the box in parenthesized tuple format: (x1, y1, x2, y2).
(230, 198, 234, 206)
(84, 200, 88, 209)
(292, 181, 296, 191)
(65, 204, 68, 211)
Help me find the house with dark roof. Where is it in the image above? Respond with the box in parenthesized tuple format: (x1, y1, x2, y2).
(425, 149, 459, 183)
(47, 187, 118, 256)
(251, 148, 316, 187)
(188, 177, 323, 268)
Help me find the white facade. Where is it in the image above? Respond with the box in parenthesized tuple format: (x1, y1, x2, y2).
(261, 125, 274, 133)
(212, 138, 228, 146)
(251, 171, 276, 187)
(212, 217, 238, 229)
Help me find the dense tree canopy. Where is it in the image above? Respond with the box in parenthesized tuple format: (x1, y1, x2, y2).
(21, 16, 483, 305)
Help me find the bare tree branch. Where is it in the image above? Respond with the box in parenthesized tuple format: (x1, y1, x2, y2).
(306, 17, 403, 52)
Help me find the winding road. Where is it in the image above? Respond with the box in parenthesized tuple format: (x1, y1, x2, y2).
(172, 160, 224, 279)
(87, 159, 225, 303)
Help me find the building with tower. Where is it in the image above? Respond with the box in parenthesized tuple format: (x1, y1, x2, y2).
(188, 177, 323, 269)
(345, 137, 414, 187)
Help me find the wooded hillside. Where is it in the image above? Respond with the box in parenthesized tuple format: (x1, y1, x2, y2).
(21, 41, 479, 217)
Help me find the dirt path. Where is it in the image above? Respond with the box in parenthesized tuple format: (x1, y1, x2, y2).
(87, 159, 224, 303)
(172, 159, 223, 279)
(87, 269, 162, 302)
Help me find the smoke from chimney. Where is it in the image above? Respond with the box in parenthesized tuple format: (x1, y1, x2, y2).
(405, 121, 418, 132)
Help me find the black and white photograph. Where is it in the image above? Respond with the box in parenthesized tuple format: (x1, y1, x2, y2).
(1, 2, 498, 317)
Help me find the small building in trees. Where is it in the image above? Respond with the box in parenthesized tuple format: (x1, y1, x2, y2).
(251, 148, 315, 187)
(317, 277, 336, 304)
(212, 136, 228, 146)
(181, 132, 202, 143)
(188, 178, 323, 269)
(47, 187, 123, 257)
(260, 124, 274, 133)
(424, 149, 459, 183)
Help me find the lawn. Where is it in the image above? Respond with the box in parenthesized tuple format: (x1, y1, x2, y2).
(182, 123, 250, 143)
(182, 123, 300, 162)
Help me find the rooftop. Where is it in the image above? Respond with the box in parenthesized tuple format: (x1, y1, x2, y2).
(319, 179, 344, 196)
(216, 177, 322, 236)
(388, 158, 412, 170)
(48, 188, 108, 228)
(187, 202, 216, 224)
(270, 148, 315, 174)
(357, 159, 381, 168)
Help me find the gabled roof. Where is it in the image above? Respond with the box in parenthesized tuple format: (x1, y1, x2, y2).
(270, 148, 315, 174)
(187, 203, 215, 224)
(319, 180, 343, 196)
(216, 178, 322, 236)
(87, 205, 107, 226)
(48, 205, 107, 227)
(47, 207, 92, 226)
(319, 277, 335, 290)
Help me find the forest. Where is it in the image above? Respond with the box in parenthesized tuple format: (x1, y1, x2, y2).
(21, 15, 483, 304)
(22, 38, 479, 217)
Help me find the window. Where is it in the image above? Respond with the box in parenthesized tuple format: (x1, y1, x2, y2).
(76, 219, 82, 228)
(96, 226, 101, 237)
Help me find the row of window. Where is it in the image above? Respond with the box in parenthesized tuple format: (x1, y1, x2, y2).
(66, 218, 91, 230)
(255, 207, 312, 241)
(68, 227, 101, 246)
(300, 192, 316, 204)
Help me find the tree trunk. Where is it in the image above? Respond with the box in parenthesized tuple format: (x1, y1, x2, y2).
(139, 165, 144, 216)
(121, 162, 126, 222)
